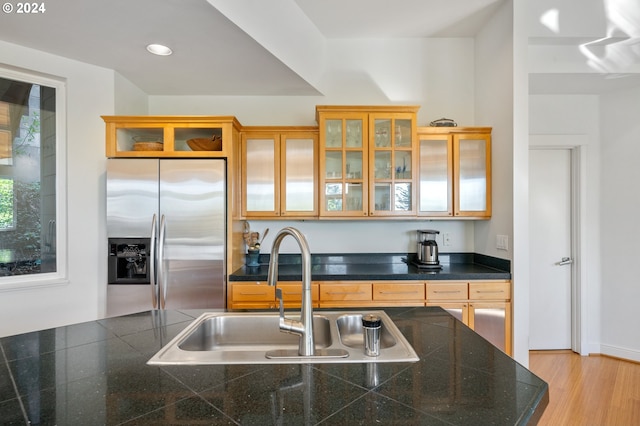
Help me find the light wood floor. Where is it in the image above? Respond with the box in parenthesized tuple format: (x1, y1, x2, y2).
(529, 350, 640, 425)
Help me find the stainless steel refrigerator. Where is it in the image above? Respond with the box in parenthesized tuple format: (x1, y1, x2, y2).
(106, 158, 226, 317)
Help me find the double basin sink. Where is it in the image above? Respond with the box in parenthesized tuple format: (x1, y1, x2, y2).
(148, 310, 419, 365)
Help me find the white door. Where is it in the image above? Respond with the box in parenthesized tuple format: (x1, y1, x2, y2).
(529, 148, 572, 349)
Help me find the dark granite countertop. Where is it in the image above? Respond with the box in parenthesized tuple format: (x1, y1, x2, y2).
(0, 307, 546, 425)
(230, 252, 511, 282)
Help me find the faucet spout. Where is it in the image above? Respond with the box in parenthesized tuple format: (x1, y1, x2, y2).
(267, 227, 314, 356)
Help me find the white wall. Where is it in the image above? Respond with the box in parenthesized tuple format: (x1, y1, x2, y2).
(473, 0, 522, 361)
(114, 72, 148, 115)
(0, 41, 115, 335)
(600, 85, 640, 362)
(148, 38, 477, 127)
(247, 220, 473, 255)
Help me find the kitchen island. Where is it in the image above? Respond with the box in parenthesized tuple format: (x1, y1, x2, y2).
(0, 307, 547, 425)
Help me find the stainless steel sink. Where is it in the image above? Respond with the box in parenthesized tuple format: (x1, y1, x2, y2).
(148, 310, 419, 365)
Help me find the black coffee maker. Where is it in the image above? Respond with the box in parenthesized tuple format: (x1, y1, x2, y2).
(416, 230, 441, 269)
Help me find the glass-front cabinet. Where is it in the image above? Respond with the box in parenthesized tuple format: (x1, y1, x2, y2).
(455, 133, 491, 218)
(369, 113, 416, 216)
(418, 132, 453, 217)
(317, 106, 418, 217)
(241, 128, 318, 218)
(418, 127, 491, 219)
(103, 116, 241, 158)
(318, 112, 368, 217)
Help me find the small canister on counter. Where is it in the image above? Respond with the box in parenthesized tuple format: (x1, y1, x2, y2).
(362, 314, 382, 357)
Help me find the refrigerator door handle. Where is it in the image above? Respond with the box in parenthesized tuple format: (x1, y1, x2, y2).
(158, 214, 167, 309)
(149, 214, 159, 308)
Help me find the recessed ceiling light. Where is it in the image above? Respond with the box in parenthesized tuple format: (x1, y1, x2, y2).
(146, 44, 173, 56)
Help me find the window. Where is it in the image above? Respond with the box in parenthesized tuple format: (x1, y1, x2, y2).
(0, 70, 63, 281)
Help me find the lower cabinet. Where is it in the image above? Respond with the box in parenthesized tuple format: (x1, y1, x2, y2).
(427, 280, 511, 355)
(278, 282, 320, 308)
(229, 281, 276, 309)
(318, 281, 373, 307)
(228, 281, 319, 309)
(318, 281, 425, 307)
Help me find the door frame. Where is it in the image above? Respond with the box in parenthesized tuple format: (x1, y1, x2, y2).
(529, 143, 587, 355)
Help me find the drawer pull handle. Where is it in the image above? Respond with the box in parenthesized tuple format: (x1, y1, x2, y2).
(433, 290, 461, 294)
(283, 291, 302, 296)
(379, 291, 420, 295)
(239, 292, 269, 296)
(475, 290, 504, 294)
(326, 291, 367, 295)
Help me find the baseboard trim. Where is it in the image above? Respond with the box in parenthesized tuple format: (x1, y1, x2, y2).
(600, 344, 640, 363)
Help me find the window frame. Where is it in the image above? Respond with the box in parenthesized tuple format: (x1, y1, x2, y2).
(0, 66, 68, 289)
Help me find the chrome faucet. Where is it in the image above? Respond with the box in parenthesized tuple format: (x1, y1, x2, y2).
(267, 227, 314, 356)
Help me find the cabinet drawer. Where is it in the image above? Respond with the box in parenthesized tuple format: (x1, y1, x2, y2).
(320, 283, 372, 301)
(277, 282, 319, 302)
(373, 283, 425, 301)
(231, 283, 275, 302)
(426, 282, 468, 300)
(469, 282, 511, 300)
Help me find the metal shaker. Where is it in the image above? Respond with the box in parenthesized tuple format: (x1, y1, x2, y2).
(362, 314, 382, 357)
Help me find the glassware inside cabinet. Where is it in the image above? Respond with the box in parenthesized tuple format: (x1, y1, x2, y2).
(345, 120, 363, 148)
(374, 119, 391, 147)
(394, 119, 412, 148)
(374, 151, 392, 179)
(374, 183, 391, 211)
(175, 127, 223, 152)
(394, 151, 411, 179)
(325, 120, 342, 148)
(117, 128, 164, 152)
(345, 183, 363, 211)
(345, 151, 363, 179)
(325, 151, 343, 179)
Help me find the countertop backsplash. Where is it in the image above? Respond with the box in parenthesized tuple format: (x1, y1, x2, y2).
(245, 220, 475, 254)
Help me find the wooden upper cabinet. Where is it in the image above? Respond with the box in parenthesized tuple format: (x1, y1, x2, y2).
(102, 116, 241, 158)
(241, 127, 318, 218)
(368, 113, 417, 217)
(417, 127, 491, 219)
(454, 132, 491, 218)
(316, 106, 418, 218)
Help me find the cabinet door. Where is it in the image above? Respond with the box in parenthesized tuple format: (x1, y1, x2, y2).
(426, 282, 468, 300)
(242, 130, 317, 218)
(242, 132, 279, 216)
(230, 282, 276, 309)
(454, 133, 491, 218)
(319, 113, 368, 217)
(278, 282, 320, 308)
(372, 282, 424, 306)
(418, 133, 453, 217)
(318, 281, 372, 307)
(427, 302, 469, 324)
(281, 133, 317, 217)
(369, 114, 416, 216)
(469, 302, 511, 355)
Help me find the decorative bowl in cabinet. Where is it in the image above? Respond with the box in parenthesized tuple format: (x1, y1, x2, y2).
(187, 135, 222, 151)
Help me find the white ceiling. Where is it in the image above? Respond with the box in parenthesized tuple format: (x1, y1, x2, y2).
(0, 0, 637, 96)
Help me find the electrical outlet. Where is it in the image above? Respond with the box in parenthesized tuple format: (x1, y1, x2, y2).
(496, 235, 509, 250)
(443, 232, 451, 246)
